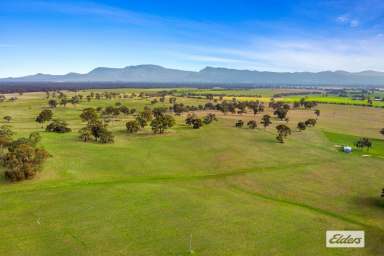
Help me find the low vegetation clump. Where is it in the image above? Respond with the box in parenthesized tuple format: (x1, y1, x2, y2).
(126, 120, 140, 133)
(297, 122, 306, 131)
(46, 120, 72, 133)
(152, 107, 168, 118)
(80, 108, 98, 122)
(235, 120, 244, 128)
(171, 103, 202, 115)
(380, 128, 384, 137)
(150, 114, 175, 134)
(261, 115, 272, 129)
(302, 101, 317, 109)
(185, 114, 203, 129)
(0, 125, 14, 152)
(247, 120, 257, 129)
(136, 108, 153, 128)
(355, 137, 372, 151)
(48, 99, 57, 108)
(273, 106, 289, 121)
(185, 113, 217, 129)
(204, 100, 265, 116)
(276, 124, 291, 143)
(203, 113, 217, 124)
(35, 109, 53, 127)
(118, 105, 130, 115)
(79, 120, 114, 143)
(3, 115, 12, 123)
(305, 118, 317, 127)
(102, 106, 120, 118)
(1, 129, 50, 182)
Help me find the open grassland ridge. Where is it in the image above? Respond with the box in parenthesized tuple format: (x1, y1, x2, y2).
(0, 161, 322, 195)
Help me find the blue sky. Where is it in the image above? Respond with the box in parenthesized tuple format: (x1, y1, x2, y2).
(1, 0, 384, 77)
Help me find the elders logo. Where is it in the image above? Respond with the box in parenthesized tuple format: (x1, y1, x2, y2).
(326, 231, 365, 248)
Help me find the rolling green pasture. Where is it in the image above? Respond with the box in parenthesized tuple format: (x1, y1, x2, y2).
(173, 88, 322, 97)
(324, 131, 384, 157)
(172, 88, 384, 107)
(283, 95, 384, 107)
(0, 89, 383, 255)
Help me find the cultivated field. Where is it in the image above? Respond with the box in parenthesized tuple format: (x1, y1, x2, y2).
(0, 88, 383, 256)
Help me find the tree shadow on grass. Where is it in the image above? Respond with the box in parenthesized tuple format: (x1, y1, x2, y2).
(354, 196, 384, 209)
(0, 170, 7, 185)
(114, 129, 177, 138)
(351, 196, 384, 255)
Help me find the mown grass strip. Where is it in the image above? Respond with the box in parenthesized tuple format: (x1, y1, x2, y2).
(323, 130, 384, 157)
(0, 161, 321, 195)
(228, 184, 366, 227)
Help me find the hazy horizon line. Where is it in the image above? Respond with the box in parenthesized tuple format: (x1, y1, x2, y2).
(2, 64, 384, 79)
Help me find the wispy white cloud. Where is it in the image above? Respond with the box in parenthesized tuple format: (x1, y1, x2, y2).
(337, 15, 349, 23)
(172, 35, 384, 72)
(350, 19, 360, 27)
(2, 0, 384, 75)
(18, 1, 164, 26)
(15, 0, 231, 36)
(336, 15, 360, 28)
(334, 0, 384, 29)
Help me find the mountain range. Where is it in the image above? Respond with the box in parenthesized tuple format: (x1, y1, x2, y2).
(2, 65, 384, 86)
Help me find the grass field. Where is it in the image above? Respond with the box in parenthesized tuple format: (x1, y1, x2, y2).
(172, 88, 384, 107)
(283, 95, 384, 107)
(0, 88, 383, 255)
(173, 88, 322, 97)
